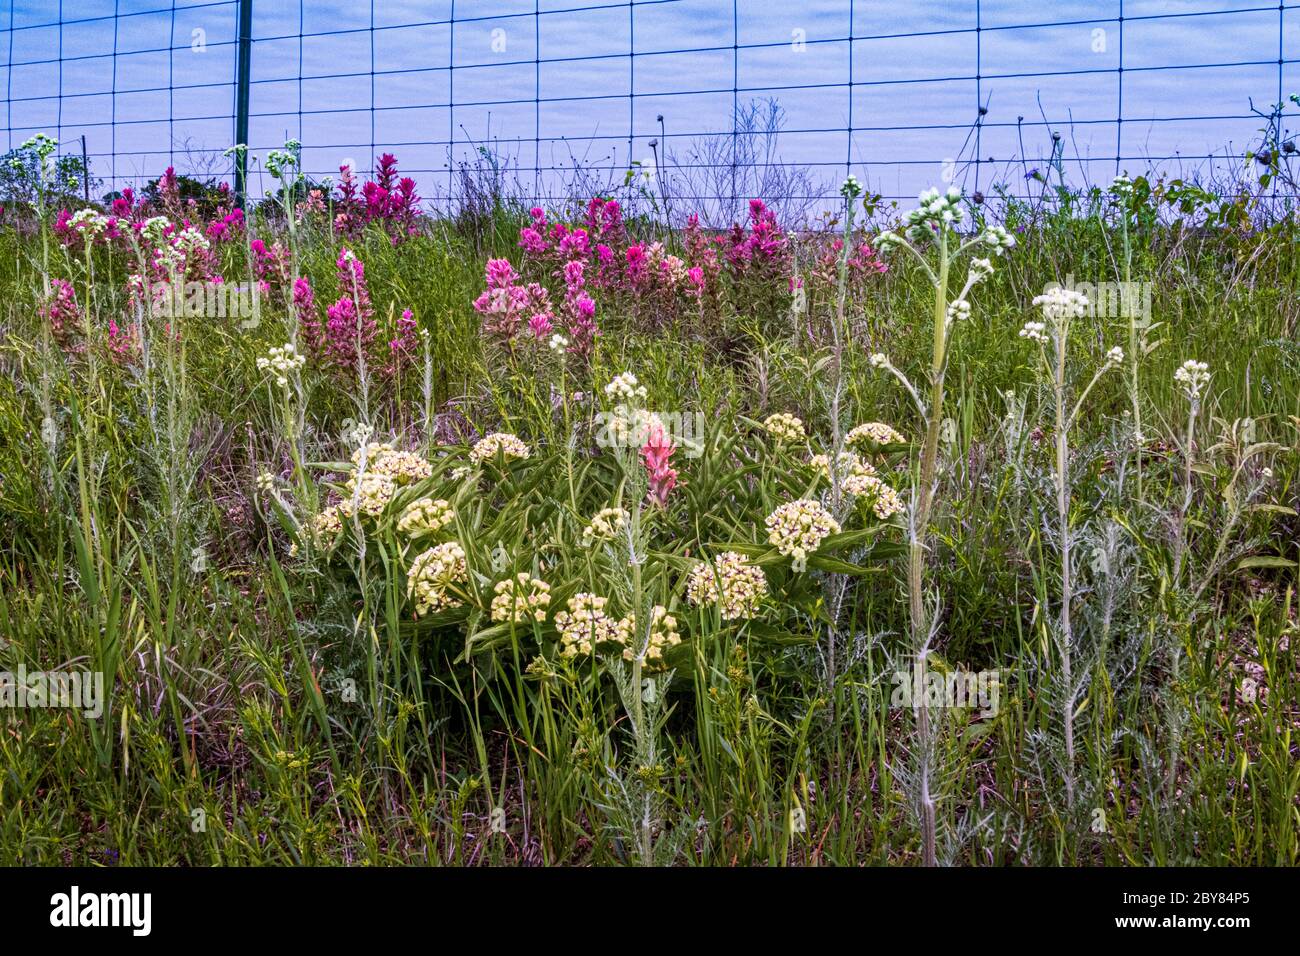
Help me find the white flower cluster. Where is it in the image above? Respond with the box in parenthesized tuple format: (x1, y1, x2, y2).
(1019, 321, 1048, 344)
(869, 352, 890, 369)
(375, 451, 433, 484)
(350, 441, 393, 468)
(352, 443, 432, 485)
(970, 257, 995, 281)
(407, 542, 468, 616)
(846, 421, 907, 448)
(336, 444, 434, 523)
(604, 372, 647, 403)
(765, 499, 841, 572)
(555, 593, 620, 657)
(490, 572, 552, 625)
(1174, 359, 1210, 400)
(256, 343, 306, 388)
(581, 507, 629, 547)
(154, 225, 211, 272)
(1032, 286, 1090, 323)
(811, 450, 877, 483)
(763, 412, 806, 443)
(68, 208, 108, 238)
(946, 299, 972, 323)
(1106, 345, 1126, 366)
(605, 405, 664, 447)
(905, 186, 965, 239)
(686, 551, 769, 620)
(141, 216, 172, 244)
(548, 333, 568, 352)
(844, 474, 906, 519)
(981, 225, 1017, 256)
(874, 231, 904, 254)
(256, 471, 275, 493)
(840, 174, 863, 199)
(397, 497, 454, 537)
(470, 432, 530, 466)
(1110, 174, 1133, 196)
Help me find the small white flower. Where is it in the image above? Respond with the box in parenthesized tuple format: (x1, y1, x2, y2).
(548, 333, 569, 352)
(1032, 286, 1089, 323)
(869, 352, 890, 369)
(903, 185, 964, 239)
(946, 299, 971, 323)
(874, 230, 902, 253)
(981, 225, 1016, 255)
(1174, 359, 1210, 400)
(256, 471, 275, 493)
(840, 174, 863, 199)
(1106, 345, 1125, 366)
(257, 343, 306, 388)
(603, 372, 647, 403)
(1019, 321, 1048, 344)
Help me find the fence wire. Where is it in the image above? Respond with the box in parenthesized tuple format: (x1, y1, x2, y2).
(3, 0, 1298, 215)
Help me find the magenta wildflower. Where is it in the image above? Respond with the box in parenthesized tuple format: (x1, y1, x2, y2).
(40, 279, 80, 344)
(386, 307, 419, 375)
(640, 421, 679, 508)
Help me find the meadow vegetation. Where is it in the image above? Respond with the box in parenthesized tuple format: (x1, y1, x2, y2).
(0, 132, 1296, 865)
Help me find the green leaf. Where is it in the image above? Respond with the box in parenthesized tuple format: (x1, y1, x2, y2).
(1235, 555, 1297, 571)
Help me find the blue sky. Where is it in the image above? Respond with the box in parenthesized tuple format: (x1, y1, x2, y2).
(3, 0, 1298, 207)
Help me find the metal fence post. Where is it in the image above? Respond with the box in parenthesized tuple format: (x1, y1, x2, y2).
(234, 0, 253, 207)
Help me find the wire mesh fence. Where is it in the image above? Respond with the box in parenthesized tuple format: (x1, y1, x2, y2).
(3, 0, 1298, 218)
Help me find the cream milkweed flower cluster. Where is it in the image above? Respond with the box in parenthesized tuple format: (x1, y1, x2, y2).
(765, 499, 841, 571)
(845, 474, 906, 520)
(312, 507, 343, 537)
(367, 449, 433, 485)
(621, 605, 681, 670)
(397, 497, 454, 537)
(763, 412, 806, 443)
(490, 572, 552, 625)
(685, 551, 768, 620)
(1174, 359, 1210, 400)
(470, 432, 530, 465)
(846, 421, 906, 449)
(581, 507, 629, 547)
(407, 541, 468, 616)
(345, 471, 397, 518)
(555, 593, 620, 657)
(256, 343, 306, 388)
(810, 450, 876, 482)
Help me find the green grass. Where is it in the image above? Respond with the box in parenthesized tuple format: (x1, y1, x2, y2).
(0, 176, 1296, 866)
